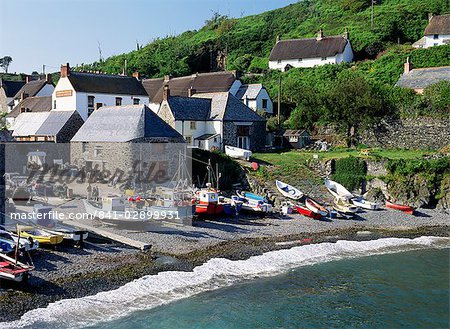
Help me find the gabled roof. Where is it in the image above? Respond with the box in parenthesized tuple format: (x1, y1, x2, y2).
(166, 97, 212, 121)
(11, 112, 50, 137)
(283, 129, 309, 136)
(142, 71, 237, 103)
(35, 111, 82, 136)
(71, 104, 183, 142)
(193, 92, 266, 122)
(7, 96, 52, 118)
(424, 14, 450, 35)
(269, 36, 348, 61)
(235, 84, 263, 100)
(0, 80, 25, 97)
(13, 79, 49, 100)
(395, 66, 450, 89)
(67, 72, 148, 96)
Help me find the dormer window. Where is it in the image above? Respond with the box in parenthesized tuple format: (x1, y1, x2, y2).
(298, 58, 303, 62)
(433, 34, 439, 39)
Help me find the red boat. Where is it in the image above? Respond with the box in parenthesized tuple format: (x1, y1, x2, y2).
(194, 189, 224, 216)
(386, 200, 414, 215)
(0, 253, 34, 282)
(295, 205, 322, 220)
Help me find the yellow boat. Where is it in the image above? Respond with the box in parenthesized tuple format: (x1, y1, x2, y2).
(17, 225, 64, 245)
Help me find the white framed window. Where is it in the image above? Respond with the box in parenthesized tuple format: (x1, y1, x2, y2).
(321, 57, 327, 61)
(115, 97, 122, 106)
(82, 142, 88, 153)
(94, 146, 103, 157)
(289, 136, 299, 143)
(185, 136, 192, 144)
(262, 99, 268, 109)
(190, 121, 196, 130)
(298, 58, 303, 62)
(133, 98, 140, 105)
(277, 60, 281, 64)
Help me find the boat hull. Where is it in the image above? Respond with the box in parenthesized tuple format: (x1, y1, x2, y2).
(295, 205, 322, 220)
(305, 198, 328, 216)
(275, 180, 303, 200)
(386, 201, 414, 215)
(351, 198, 379, 210)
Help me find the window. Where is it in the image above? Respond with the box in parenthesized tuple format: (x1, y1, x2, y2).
(298, 58, 303, 62)
(289, 136, 299, 143)
(321, 57, 327, 61)
(190, 121, 196, 130)
(115, 97, 122, 106)
(88, 96, 95, 107)
(237, 126, 250, 136)
(434, 43, 438, 46)
(82, 142, 88, 153)
(433, 34, 439, 39)
(185, 136, 192, 144)
(277, 60, 281, 64)
(262, 99, 268, 109)
(133, 98, 140, 105)
(94, 146, 103, 157)
(53, 100, 56, 109)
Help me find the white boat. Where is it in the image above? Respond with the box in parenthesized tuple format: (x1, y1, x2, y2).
(225, 145, 252, 161)
(332, 198, 358, 214)
(351, 197, 379, 210)
(305, 198, 328, 217)
(325, 179, 354, 200)
(235, 191, 272, 213)
(275, 180, 303, 200)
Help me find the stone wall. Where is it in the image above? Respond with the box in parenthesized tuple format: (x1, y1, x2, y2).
(222, 121, 266, 151)
(361, 117, 450, 150)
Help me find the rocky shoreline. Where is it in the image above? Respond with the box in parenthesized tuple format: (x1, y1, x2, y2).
(0, 213, 448, 323)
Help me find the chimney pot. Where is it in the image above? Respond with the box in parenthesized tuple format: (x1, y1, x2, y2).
(25, 76, 31, 83)
(163, 85, 170, 101)
(21, 92, 29, 101)
(46, 73, 53, 84)
(164, 75, 171, 82)
(60, 63, 70, 78)
(404, 57, 413, 75)
(132, 71, 139, 79)
(343, 27, 349, 40)
(188, 88, 196, 97)
(276, 35, 280, 43)
(428, 13, 433, 21)
(316, 29, 324, 41)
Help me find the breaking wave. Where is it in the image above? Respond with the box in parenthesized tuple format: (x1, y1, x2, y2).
(1, 236, 449, 329)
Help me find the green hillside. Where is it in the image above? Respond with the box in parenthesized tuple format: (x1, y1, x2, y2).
(78, 0, 449, 77)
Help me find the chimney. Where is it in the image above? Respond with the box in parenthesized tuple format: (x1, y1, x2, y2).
(60, 63, 70, 78)
(316, 29, 324, 41)
(188, 87, 196, 97)
(20, 107, 26, 113)
(163, 85, 170, 101)
(21, 92, 29, 101)
(404, 57, 413, 75)
(25, 76, 31, 83)
(343, 27, 349, 40)
(276, 35, 280, 43)
(46, 73, 53, 84)
(132, 71, 139, 79)
(428, 13, 433, 21)
(164, 75, 171, 82)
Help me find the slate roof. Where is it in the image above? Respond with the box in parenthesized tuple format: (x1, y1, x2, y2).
(35, 111, 82, 136)
(269, 36, 348, 61)
(142, 71, 237, 103)
(71, 104, 183, 142)
(0, 80, 25, 97)
(13, 79, 49, 100)
(67, 72, 148, 96)
(424, 14, 450, 35)
(7, 96, 52, 118)
(11, 112, 50, 137)
(193, 92, 266, 122)
(283, 129, 309, 136)
(0, 130, 13, 142)
(166, 97, 212, 121)
(235, 84, 263, 100)
(395, 66, 450, 89)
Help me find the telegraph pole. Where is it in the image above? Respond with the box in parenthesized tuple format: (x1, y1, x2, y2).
(277, 75, 282, 126)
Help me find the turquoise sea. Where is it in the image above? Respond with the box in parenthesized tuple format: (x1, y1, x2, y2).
(2, 237, 449, 329)
(91, 247, 449, 329)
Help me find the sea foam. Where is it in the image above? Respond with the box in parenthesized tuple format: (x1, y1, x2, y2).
(1, 236, 448, 329)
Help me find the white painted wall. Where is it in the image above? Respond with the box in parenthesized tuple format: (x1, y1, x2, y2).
(173, 120, 222, 150)
(242, 89, 273, 115)
(269, 41, 353, 71)
(53, 77, 149, 120)
(149, 102, 160, 113)
(424, 34, 450, 47)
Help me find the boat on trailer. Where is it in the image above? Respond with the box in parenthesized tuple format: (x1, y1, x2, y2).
(305, 198, 328, 217)
(386, 200, 414, 215)
(275, 180, 303, 200)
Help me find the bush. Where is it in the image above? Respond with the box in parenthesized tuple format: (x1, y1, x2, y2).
(332, 156, 367, 191)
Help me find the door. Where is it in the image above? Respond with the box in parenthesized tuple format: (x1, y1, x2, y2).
(237, 136, 250, 149)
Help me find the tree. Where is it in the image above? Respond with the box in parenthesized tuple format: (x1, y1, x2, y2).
(0, 56, 12, 73)
(423, 81, 450, 116)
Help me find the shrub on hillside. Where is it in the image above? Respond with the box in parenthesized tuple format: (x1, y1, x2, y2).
(332, 156, 367, 191)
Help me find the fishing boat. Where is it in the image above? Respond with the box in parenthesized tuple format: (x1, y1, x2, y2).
(305, 198, 329, 217)
(351, 197, 379, 210)
(236, 191, 273, 213)
(325, 179, 354, 200)
(294, 204, 322, 220)
(0, 252, 34, 282)
(194, 189, 224, 216)
(386, 200, 414, 215)
(30, 205, 88, 242)
(0, 230, 39, 252)
(332, 198, 358, 214)
(225, 145, 252, 161)
(17, 226, 64, 245)
(275, 180, 303, 200)
(83, 197, 153, 223)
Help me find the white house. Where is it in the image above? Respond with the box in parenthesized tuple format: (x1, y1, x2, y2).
(235, 84, 273, 115)
(9, 75, 54, 110)
(142, 71, 242, 113)
(53, 64, 149, 120)
(413, 14, 450, 48)
(157, 87, 267, 151)
(269, 30, 354, 71)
